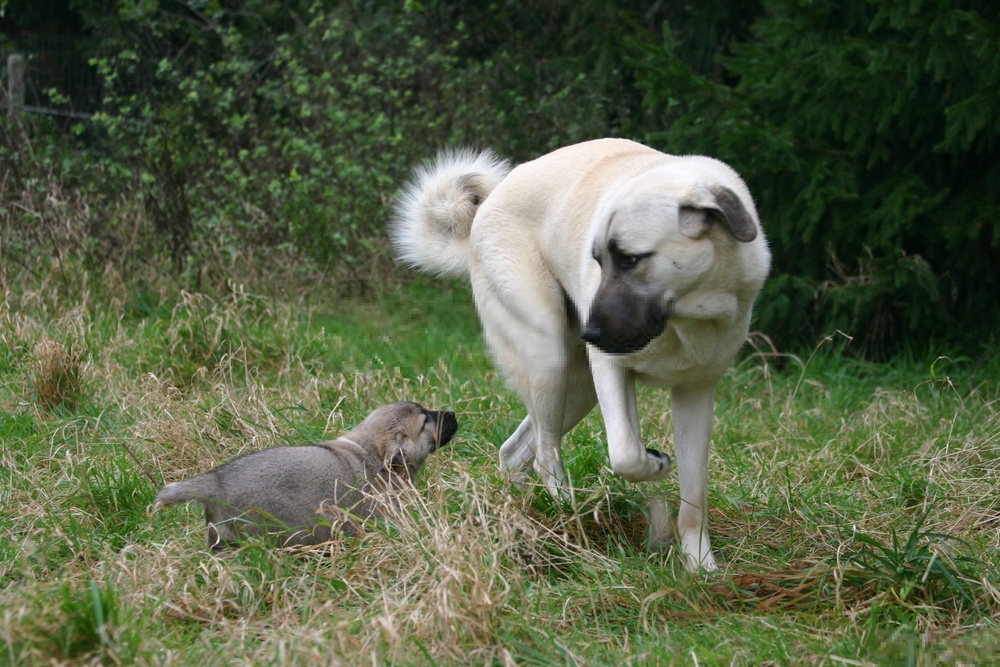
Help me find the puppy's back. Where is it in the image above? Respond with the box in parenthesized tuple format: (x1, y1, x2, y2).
(155, 444, 383, 539)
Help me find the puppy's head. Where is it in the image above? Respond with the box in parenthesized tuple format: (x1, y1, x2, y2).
(359, 401, 458, 478)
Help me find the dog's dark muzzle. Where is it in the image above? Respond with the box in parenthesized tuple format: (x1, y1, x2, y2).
(429, 410, 459, 449)
(581, 318, 666, 354)
(581, 291, 669, 355)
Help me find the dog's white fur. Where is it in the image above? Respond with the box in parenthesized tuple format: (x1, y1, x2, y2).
(392, 138, 770, 570)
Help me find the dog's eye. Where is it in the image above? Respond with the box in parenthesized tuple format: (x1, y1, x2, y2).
(613, 252, 649, 271)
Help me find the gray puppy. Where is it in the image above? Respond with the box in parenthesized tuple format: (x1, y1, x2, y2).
(155, 402, 458, 551)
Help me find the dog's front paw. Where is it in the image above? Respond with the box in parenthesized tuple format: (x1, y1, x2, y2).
(643, 447, 672, 480)
(610, 446, 672, 482)
(645, 447, 670, 468)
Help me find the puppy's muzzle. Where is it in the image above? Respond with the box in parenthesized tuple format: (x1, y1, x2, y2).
(429, 410, 459, 449)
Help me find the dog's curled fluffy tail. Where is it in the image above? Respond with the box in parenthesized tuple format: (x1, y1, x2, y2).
(154, 475, 219, 507)
(390, 149, 511, 279)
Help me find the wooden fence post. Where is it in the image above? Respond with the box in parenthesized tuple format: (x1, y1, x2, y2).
(8, 53, 25, 118)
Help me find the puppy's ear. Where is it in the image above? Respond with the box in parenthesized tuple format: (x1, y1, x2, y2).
(384, 445, 407, 474)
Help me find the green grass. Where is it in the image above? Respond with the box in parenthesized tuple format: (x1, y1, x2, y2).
(1, 274, 998, 666)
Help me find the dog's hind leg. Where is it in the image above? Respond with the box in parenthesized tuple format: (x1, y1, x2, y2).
(490, 356, 580, 497)
(499, 416, 535, 481)
(526, 371, 574, 496)
(500, 361, 597, 488)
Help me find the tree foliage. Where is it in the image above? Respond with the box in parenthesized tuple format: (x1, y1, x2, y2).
(630, 0, 1000, 354)
(80, 1, 502, 272)
(2, 0, 998, 355)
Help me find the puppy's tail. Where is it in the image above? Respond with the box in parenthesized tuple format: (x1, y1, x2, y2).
(390, 148, 511, 279)
(154, 475, 219, 507)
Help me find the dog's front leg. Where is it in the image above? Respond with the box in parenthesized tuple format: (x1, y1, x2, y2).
(589, 351, 671, 482)
(671, 383, 719, 572)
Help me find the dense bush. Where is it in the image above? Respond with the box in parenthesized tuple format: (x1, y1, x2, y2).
(3, 1, 624, 281)
(630, 0, 1000, 354)
(84, 2, 499, 272)
(2, 0, 998, 355)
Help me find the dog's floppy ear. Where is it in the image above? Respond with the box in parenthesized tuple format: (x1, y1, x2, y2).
(679, 185, 757, 243)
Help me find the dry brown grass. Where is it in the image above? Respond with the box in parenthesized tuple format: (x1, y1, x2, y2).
(1, 276, 998, 665)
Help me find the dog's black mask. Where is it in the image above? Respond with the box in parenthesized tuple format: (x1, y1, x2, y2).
(581, 289, 668, 355)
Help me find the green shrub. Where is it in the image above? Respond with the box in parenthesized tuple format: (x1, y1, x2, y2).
(84, 2, 499, 272)
(630, 0, 1000, 354)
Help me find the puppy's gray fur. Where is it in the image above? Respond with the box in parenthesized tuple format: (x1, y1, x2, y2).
(155, 402, 458, 551)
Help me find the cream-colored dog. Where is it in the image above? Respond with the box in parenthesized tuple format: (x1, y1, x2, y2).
(391, 138, 770, 570)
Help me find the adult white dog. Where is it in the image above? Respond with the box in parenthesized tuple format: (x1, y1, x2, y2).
(391, 138, 770, 571)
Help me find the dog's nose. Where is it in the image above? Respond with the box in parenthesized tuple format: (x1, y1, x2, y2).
(580, 321, 602, 345)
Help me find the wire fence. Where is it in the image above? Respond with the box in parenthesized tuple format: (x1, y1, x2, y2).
(1, 32, 100, 119)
